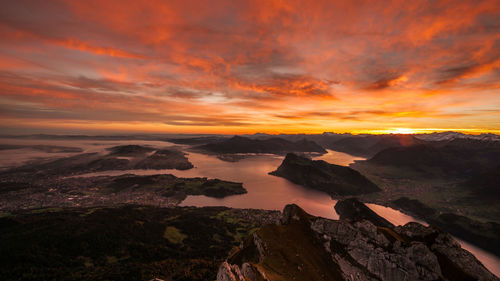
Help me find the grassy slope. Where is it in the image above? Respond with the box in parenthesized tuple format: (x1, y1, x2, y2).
(0, 205, 278, 281)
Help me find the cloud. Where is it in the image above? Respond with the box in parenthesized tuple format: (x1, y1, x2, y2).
(364, 75, 408, 90)
(0, 0, 499, 133)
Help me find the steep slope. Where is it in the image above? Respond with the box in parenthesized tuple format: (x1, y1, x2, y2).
(218, 203, 498, 281)
(270, 153, 380, 196)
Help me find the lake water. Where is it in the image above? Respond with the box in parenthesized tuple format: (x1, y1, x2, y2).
(1, 138, 498, 276)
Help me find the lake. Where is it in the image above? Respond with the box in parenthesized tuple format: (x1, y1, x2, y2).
(1, 138, 498, 276)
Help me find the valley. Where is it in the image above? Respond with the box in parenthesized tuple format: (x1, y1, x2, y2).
(0, 133, 499, 280)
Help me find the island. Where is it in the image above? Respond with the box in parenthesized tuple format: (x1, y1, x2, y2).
(269, 153, 381, 196)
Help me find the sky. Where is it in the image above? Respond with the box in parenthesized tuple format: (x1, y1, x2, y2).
(0, 0, 499, 135)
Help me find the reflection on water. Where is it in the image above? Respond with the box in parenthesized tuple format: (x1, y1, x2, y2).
(76, 151, 342, 219)
(366, 203, 428, 226)
(314, 149, 365, 166)
(178, 152, 342, 219)
(70, 147, 366, 220)
(1, 138, 498, 276)
(457, 239, 500, 277)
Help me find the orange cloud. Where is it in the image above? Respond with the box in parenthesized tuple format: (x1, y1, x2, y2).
(0, 0, 499, 134)
(53, 38, 145, 59)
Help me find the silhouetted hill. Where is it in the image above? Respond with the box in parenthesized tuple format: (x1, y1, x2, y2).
(167, 136, 227, 145)
(327, 134, 426, 157)
(360, 142, 500, 178)
(197, 136, 327, 154)
(270, 153, 380, 196)
(368, 145, 446, 166)
(245, 132, 352, 147)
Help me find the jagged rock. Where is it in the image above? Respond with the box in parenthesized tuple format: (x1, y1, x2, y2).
(405, 242, 442, 280)
(280, 203, 312, 225)
(430, 233, 497, 281)
(252, 233, 267, 262)
(217, 261, 244, 281)
(394, 222, 439, 242)
(241, 263, 267, 281)
(218, 204, 499, 281)
(217, 261, 268, 281)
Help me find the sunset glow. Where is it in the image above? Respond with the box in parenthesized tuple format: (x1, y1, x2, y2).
(1, 0, 499, 134)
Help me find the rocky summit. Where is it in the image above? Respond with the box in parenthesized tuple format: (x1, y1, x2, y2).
(217, 202, 498, 281)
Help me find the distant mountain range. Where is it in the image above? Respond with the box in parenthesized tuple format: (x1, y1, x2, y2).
(356, 139, 500, 179)
(196, 135, 327, 155)
(244, 131, 500, 158)
(324, 134, 426, 157)
(414, 131, 500, 142)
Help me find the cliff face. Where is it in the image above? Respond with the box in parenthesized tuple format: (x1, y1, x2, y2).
(270, 153, 380, 196)
(217, 203, 498, 281)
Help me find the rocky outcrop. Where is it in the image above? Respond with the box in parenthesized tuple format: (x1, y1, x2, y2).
(217, 204, 498, 281)
(270, 153, 381, 196)
(334, 198, 394, 228)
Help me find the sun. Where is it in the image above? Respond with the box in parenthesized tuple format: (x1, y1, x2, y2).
(354, 128, 421, 134)
(388, 128, 417, 134)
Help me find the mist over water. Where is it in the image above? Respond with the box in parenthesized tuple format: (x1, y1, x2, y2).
(1, 137, 498, 276)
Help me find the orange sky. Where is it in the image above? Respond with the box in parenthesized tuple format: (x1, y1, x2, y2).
(0, 0, 499, 135)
